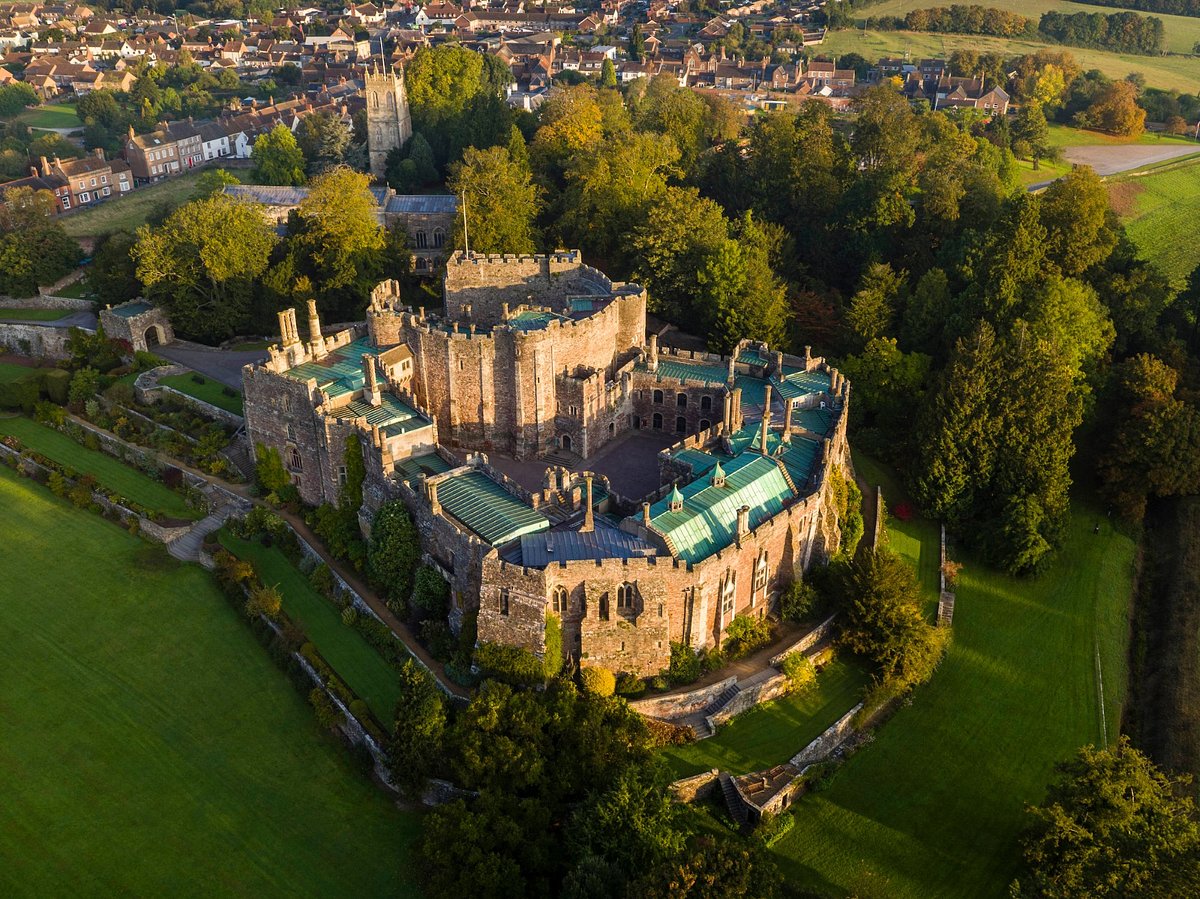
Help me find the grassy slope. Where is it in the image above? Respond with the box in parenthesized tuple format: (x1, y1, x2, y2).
(160, 373, 245, 415)
(219, 530, 403, 724)
(660, 659, 871, 779)
(773, 486, 1135, 898)
(60, 167, 237, 239)
(1109, 158, 1200, 288)
(17, 102, 81, 130)
(820, 28, 1200, 93)
(0, 466, 419, 898)
(0, 308, 71, 322)
(853, 0, 1200, 54)
(0, 415, 198, 520)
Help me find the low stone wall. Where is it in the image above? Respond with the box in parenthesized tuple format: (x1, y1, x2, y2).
(706, 672, 791, 730)
(790, 702, 864, 769)
(136, 365, 246, 429)
(769, 613, 838, 666)
(1, 295, 92, 311)
(39, 269, 85, 296)
(630, 675, 737, 720)
(670, 769, 720, 802)
(0, 322, 81, 360)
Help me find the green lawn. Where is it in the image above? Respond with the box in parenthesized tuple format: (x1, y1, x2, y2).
(821, 27, 1200, 93)
(61, 167, 239, 239)
(219, 530, 403, 724)
(0, 466, 420, 898)
(52, 279, 92, 299)
(772, 485, 1136, 897)
(0, 307, 71, 322)
(853, 0, 1200, 55)
(1109, 158, 1200, 288)
(160, 373, 245, 415)
(0, 362, 38, 383)
(17, 102, 81, 130)
(1045, 122, 1197, 150)
(660, 659, 872, 780)
(0, 416, 198, 520)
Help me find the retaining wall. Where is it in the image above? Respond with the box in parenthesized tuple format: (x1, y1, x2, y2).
(706, 672, 792, 730)
(769, 613, 838, 666)
(670, 769, 720, 802)
(1, 295, 92, 311)
(790, 702, 864, 768)
(630, 676, 737, 720)
(0, 322, 81, 360)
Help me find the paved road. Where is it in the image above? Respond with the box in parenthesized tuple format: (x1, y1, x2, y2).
(1062, 143, 1200, 176)
(0, 310, 97, 329)
(158, 343, 267, 388)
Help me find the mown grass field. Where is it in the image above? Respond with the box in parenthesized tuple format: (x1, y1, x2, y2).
(852, 0, 1200, 55)
(218, 530, 404, 724)
(0, 466, 420, 898)
(821, 27, 1200, 93)
(160, 373, 245, 415)
(60, 167, 240, 240)
(16, 102, 82, 130)
(1108, 158, 1200, 288)
(0, 362, 38, 383)
(772, 472, 1135, 897)
(0, 307, 71, 322)
(660, 659, 871, 779)
(0, 415, 198, 520)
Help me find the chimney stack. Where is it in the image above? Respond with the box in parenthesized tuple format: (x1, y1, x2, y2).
(642, 502, 652, 528)
(427, 479, 441, 515)
(648, 333, 658, 371)
(760, 384, 772, 455)
(306, 298, 323, 355)
(362, 354, 381, 407)
(278, 308, 299, 347)
(727, 352, 736, 384)
(581, 474, 594, 532)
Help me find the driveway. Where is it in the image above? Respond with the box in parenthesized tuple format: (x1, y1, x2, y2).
(158, 342, 267, 388)
(0, 310, 97, 329)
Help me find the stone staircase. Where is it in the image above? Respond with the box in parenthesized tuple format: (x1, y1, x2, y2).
(542, 447, 582, 468)
(938, 592, 956, 628)
(703, 683, 740, 718)
(167, 489, 245, 562)
(221, 432, 255, 482)
(718, 772, 748, 826)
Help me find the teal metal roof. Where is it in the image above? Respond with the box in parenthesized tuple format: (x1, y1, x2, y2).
(637, 359, 728, 386)
(111, 301, 152, 318)
(779, 437, 821, 487)
(773, 369, 831, 401)
(330, 392, 429, 437)
(508, 310, 567, 331)
(437, 470, 549, 546)
(286, 336, 376, 398)
(794, 407, 834, 436)
(394, 452, 452, 486)
(674, 447, 720, 476)
(648, 453, 795, 563)
(734, 374, 769, 407)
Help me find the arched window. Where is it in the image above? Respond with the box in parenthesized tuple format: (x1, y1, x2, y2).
(652, 412, 663, 430)
(721, 571, 736, 620)
(288, 447, 302, 471)
(653, 389, 664, 404)
(371, 92, 379, 109)
(415, 231, 428, 249)
(753, 551, 768, 604)
(701, 395, 712, 412)
(675, 416, 686, 434)
(432, 227, 445, 248)
(599, 593, 610, 621)
(676, 393, 687, 409)
(617, 582, 636, 609)
(552, 586, 567, 614)
(699, 419, 711, 431)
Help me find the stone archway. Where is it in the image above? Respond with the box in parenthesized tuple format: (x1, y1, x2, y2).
(144, 324, 166, 348)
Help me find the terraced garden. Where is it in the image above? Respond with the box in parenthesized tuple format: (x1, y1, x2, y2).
(160, 373, 245, 415)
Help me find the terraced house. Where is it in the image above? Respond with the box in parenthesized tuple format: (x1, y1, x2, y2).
(243, 251, 852, 676)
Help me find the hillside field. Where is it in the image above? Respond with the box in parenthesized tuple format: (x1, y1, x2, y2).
(0, 466, 420, 898)
(1108, 158, 1200, 287)
(820, 27, 1200, 93)
(852, 0, 1200, 55)
(771, 468, 1135, 898)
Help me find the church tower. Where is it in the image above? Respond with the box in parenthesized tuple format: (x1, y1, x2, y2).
(365, 62, 412, 180)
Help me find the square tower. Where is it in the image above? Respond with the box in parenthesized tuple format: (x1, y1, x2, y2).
(365, 62, 412, 180)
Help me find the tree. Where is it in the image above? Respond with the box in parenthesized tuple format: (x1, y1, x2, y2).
(252, 123, 305, 185)
(1013, 737, 1200, 898)
(254, 443, 291, 494)
(388, 659, 446, 798)
(367, 500, 420, 605)
(599, 58, 617, 88)
(447, 146, 539, 254)
(846, 262, 906, 344)
(1087, 81, 1146, 136)
(631, 836, 785, 899)
(1038, 167, 1116, 276)
(1013, 102, 1051, 168)
(0, 187, 82, 297)
(191, 168, 240, 200)
(297, 110, 350, 175)
(86, 230, 141, 305)
(133, 194, 277, 340)
(0, 82, 38, 117)
(838, 548, 945, 689)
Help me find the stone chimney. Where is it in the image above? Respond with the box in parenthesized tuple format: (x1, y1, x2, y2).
(278, 308, 300, 347)
(581, 474, 594, 532)
(760, 384, 772, 455)
(39, 155, 50, 176)
(804, 345, 812, 368)
(427, 479, 441, 515)
(736, 505, 750, 543)
(306, 298, 323, 355)
(642, 502, 652, 528)
(727, 352, 736, 384)
(648, 332, 658, 371)
(362, 354, 381, 407)
(775, 350, 784, 376)
(501, 302, 510, 320)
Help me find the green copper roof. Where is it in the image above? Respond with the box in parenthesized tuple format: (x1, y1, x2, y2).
(778, 436, 821, 487)
(638, 358, 728, 386)
(793, 407, 834, 436)
(329, 392, 430, 437)
(508, 310, 568, 331)
(437, 470, 549, 546)
(648, 454, 794, 563)
(286, 336, 376, 398)
(394, 452, 452, 486)
(773, 369, 832, 401)
(674, 448, 720, 476)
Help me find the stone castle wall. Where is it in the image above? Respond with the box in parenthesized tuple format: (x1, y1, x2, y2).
(443, 252, 609, 323)
(0, 322, 79, 360)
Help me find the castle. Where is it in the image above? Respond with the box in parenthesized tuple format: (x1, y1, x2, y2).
(365, 62, 412, 180)
(242, 252, 852, 676)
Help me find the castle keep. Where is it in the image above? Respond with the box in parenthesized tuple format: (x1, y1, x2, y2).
(243, 252, 851, 676)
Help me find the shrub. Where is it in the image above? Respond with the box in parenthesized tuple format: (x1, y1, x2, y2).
(699, 645, 727, 674)
(367, 500, 420, 603)
(191, 373, 206, 385)
(246, 583, 283, 620)
(254, 443, 292, 494)
(755, 811, 795, 847)
(474, 641, 545, 685)
(47, 470, 66, 496)
(41, 368, 70, 405)
(615, 671, 645, 698)
(388, 659, 446, 797)
(668, 641, 702, 685)
(309, 688, 343, 730)
(420, 619, 455, 661)
(410, 564, 449, 622)
(0, 373, 41, 412)
(781, 653, 816, 692)
(544, 612, 563, 678)
(67, 366, 102, 407)
(580, 665, 616, 697)
(341, 605, 358, 627)
(722, 614, 772, 659)
(781, 580, 823, 623)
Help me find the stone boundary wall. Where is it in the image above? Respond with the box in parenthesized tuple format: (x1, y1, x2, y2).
(790, 702, 864, 768)
(630, 676, 737, 720)
(39, 269, 85, 296)
(136, 365, 246, 429)
(0, 295, 92, 311)
(769, 613, 838, 666)
(670, 769, 720, 802)
(0, 322, 82, 360)
(706, 672, 791, 731)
